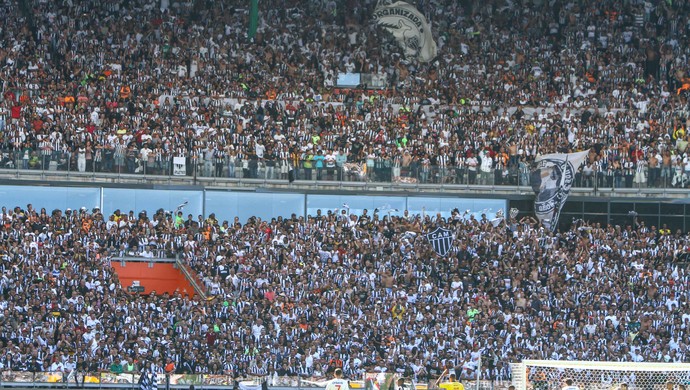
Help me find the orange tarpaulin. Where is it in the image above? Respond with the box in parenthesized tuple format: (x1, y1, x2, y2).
(110, 261, 195, 296)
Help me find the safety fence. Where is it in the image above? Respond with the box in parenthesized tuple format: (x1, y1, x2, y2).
(0, 150, 684, 191)
(0, 371, 513, 390)
(1, 372, 324, 388)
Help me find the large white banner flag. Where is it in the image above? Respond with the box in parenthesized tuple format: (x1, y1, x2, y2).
(531, 150, 590, 231)
(372, 1, 438, 62)
(172, 156, 186, 176)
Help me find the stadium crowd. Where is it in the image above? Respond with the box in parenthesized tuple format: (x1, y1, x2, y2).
(0, 203, 689, 383)
(1, 0, 690, 187)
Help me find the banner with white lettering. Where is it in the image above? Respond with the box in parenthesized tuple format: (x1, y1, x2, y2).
(372, 1, 438, 62)
(173, 157, 186, 176)
(531, 150, 589, 231)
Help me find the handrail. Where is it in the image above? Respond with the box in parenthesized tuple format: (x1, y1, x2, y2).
(111, 256, 177, 263)
(0, 371, 512, 390)
(175, 255, 208, 300)
(1, 172, 687, 202)
(0, 154, 686, 193)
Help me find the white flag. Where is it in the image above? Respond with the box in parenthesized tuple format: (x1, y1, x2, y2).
(172, 156, 186, 176)
(373, 1, 438, 62)
(531, 150, 589, 231)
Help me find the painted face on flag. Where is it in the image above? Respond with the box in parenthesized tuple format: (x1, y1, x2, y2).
(533, 165, 560, 200)
(372, 1, 438, 62)
(532, 151, 589, 231)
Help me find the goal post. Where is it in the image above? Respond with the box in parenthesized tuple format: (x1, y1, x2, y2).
(511, 360, 690, 390)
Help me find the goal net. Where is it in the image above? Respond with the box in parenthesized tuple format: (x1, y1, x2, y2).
(510, 361, 690, 390)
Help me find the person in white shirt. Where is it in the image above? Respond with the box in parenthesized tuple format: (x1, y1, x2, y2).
(140, 145, 152, 172)
(255, 139, 266, 159)
(49, 357, 64, 372)
(683, 154, 690, 185)
(324, 151, 337, 180)
(325, 369, 350, 390)
(479, 149, 493, 185)
(302, 367, 350, 389)
(562, 378, 580, 390)
(140, 246, 154, 258)
(77, 146, 87, 172)
(466, 153, 478, 184)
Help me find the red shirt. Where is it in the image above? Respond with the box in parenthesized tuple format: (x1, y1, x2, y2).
(206, 331, 216, 346)
(11, 105, 21, 119)
(632, 149, 643, 162)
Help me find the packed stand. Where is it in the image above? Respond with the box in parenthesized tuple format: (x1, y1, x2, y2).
(1, 0, 690, 187)
(0, 203, 689, 382)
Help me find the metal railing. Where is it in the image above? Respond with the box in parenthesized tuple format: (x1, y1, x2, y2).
(0, 371, 513, 390)
(0, 150, 684, 191)
(107, 249, 177, 260)
(1, 371, 250, 389)
(175, 254, 209, 300)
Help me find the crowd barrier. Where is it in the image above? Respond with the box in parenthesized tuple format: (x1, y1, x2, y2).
(0, 371, 513, 390)
(0, 371, 327, 388)
(0, 148, 683, 192)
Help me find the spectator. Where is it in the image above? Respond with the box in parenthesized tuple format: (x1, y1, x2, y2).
(2, 0, 690, 383)
(0, 203, 688, 382)
(0, 0, 688, 190)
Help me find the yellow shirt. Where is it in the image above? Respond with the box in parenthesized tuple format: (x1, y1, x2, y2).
(440, 382, 465, 390)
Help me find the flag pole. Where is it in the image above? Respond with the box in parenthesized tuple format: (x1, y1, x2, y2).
(435, 368, 448, 388)
(248, 0, 259, 40)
